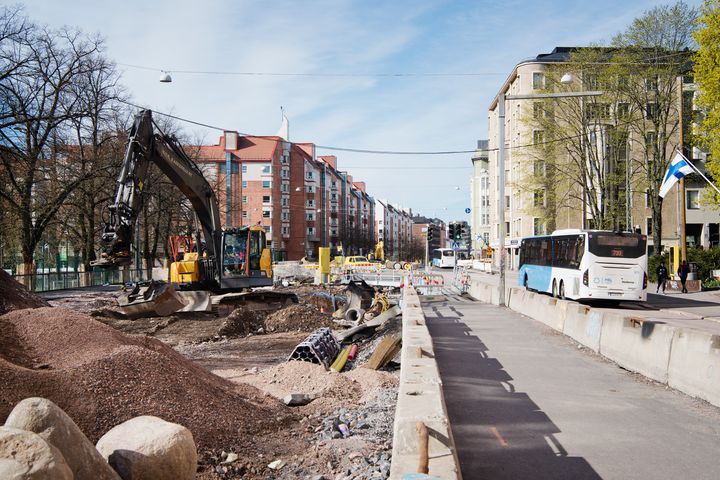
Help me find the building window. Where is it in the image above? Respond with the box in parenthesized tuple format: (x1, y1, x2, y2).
(306, 200, 315, 208)
(242, 196, 247, 204)
(533, 130, 545, 145)
(307, 185, 315, 193)
(617, 102, 630, 118)
(533, 102, 543, 119)
(231, 163, 239, 174)
(280, 183, 289, 193)
(687, 190, 700, 209)
(583, 73, 598, 90)
(330, 229, 338, 236)
(242, 210, 248, 218)
(281, 154, 289, 165)
(532, 72, 545, 90)
(281, 226, 289, 236)
(264, 226, 271, 234)
(281, 197, 289, 207)
(241, 165, 247, 173)
(646, 217, 653, 235)
(262, 210, 271, 218)
(281, 212, 289, 221)
(505, 195, 510, 210)
(307, 227, 315, 236)
(505, 222, 510, 235)
(281, 168, 289, 178)
(262, 195, 271, 204)
(586, 103, 610, 120)
(533, 160, 545, 177)
(306, 171, 314, 180)
(262, 180, 271, 188)
(306, 212, 315, 221)
(646, 77, 658, 92)
(533, 218, 545, 236)
(646, 103, 658, 120)
(242, 180, 247, 188)
(262, 165, 271, 174)
(645, 189, 651, 208)
(534, 189, 545, 207)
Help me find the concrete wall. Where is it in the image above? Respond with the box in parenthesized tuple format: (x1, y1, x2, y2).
(390, 287, 462, 480)
(468, 278, 720, 408)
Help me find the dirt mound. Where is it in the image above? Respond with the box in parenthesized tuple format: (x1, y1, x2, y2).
(264, 303, 336, 333)
(0, 269, 48, 315)
(218, 308, 266, 337)
(239, 359, 398, 408)
(0, 307, 293, 451)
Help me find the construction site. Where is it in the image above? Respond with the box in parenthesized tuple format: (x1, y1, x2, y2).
(0, 261, 449, 480)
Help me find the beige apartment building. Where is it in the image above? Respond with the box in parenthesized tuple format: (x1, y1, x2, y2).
(486, 47, 719, 269)
(470, 140, 491, 254)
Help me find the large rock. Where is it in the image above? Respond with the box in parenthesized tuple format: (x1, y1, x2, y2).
(0, 426, 73, 480)
(96, 416, 197, 480)
(4, 397, 121, 480)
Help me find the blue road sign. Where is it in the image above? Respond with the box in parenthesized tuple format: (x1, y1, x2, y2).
(452, 241, 460, 250)
(465, 208, 471, 214)
(475, 234, 482, 241)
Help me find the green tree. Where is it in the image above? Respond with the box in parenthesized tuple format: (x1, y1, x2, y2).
(694, 0, 720, 206)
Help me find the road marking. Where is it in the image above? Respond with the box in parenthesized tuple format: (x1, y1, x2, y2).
(490, 426, 508, 448)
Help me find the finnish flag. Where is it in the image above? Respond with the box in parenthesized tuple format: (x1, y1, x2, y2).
(659, 152, 694, 198)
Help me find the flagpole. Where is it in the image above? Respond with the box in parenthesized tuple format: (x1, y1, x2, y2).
(679, 77, 687, 263)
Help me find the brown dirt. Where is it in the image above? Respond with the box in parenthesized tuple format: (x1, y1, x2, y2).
(0, 269, 49, 315)
(0, 307, 304, 476)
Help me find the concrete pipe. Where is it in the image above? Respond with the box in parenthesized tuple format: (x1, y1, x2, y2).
(344, 308, 365, 323)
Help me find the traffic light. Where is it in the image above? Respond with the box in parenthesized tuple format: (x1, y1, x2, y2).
(454, 223, 461, 241)
(448, 224, 455, 240)
(426, 224, 435, 242)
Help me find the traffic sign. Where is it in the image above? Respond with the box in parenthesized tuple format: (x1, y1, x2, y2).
(452, 241, 460, 250)
(465, 208, 471, 214)
(475, 234, 482, 241)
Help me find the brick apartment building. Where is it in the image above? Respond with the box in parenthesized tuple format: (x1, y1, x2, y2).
(196, 132, 377, 261)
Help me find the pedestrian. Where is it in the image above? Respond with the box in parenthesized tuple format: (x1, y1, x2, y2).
(677, 260, 690, 294)
(656, 263, 668, 294)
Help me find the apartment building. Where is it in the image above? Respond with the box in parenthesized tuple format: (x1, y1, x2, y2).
(487, 47, 719, 269)
(375, 200, 414, 260)
(470, 140, 491, 254)
(196, 133, 377, 261)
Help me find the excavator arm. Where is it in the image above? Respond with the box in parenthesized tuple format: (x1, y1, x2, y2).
(95, 110, 222, 272)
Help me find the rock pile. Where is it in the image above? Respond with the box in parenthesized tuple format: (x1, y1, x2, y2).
(1, 397, 196, 480)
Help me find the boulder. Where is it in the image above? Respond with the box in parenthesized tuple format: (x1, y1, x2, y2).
(96, 416, 196, 480)
(4, 397, 121, 480)
(0, 426, 73, 480)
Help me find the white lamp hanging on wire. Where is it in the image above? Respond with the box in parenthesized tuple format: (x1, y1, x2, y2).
(159, 70, 172, 83)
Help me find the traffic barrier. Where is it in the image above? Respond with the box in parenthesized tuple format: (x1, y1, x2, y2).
(667, 329, 720, 407)
(561, 304, 602, 352)
(598, 313, 675, 383)
(390, 286, 461, 480)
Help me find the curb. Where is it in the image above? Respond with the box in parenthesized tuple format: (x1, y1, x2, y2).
(389, 286, 463, 480)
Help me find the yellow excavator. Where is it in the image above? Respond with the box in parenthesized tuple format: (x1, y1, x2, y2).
(93, 110, 285, 316)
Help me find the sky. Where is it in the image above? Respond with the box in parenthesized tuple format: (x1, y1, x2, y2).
(19, 0, 703, 223)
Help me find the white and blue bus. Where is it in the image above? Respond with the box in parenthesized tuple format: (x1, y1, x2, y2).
(518, 230, 647, 302)
(431, 248, 456, 268)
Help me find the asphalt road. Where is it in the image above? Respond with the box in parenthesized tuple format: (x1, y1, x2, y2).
(425, 294, 720, 480)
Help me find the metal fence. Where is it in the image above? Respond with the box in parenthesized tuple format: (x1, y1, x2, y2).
(12, 269, 147, 293)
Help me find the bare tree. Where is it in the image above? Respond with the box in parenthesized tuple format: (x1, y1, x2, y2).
(0, 13, 105, 276)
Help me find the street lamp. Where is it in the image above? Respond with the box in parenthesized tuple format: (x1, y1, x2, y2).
(496, 78, 603, 306)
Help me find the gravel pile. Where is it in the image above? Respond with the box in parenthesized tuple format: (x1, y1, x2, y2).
(0, 269, 48, 315)
(0, 307, 293, 453)
(264, 303, 337, 333)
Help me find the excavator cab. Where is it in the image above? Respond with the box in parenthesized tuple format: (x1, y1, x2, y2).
(219, 226, 273, 289)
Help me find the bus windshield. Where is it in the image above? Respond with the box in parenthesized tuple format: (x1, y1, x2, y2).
(588, 232, 646, 259)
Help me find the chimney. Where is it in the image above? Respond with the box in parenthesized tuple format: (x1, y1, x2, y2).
(320, 155, 337, 169)
(354, 181, 366, 192)
(224, 131, 239, 151)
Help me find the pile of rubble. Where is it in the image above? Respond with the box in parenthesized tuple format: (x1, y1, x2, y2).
(0, 269, 48, 315)
(0, 270, 405, 479)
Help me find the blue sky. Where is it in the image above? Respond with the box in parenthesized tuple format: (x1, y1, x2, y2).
(20, 0, 702, 223)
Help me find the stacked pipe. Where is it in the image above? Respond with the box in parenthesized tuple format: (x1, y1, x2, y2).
(287, 328, 341, 370)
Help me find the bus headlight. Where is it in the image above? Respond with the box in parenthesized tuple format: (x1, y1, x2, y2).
(583, 269, 589, 286)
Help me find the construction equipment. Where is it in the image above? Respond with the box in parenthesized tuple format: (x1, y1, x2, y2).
(93, 109, 278, 315)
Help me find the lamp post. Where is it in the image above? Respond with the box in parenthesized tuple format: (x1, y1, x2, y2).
(496, 85, 603, 306)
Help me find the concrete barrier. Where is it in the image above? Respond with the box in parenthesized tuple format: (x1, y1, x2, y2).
(467, 274, 720, 409)
(598, 313, 675, 383)
(668, 330, 720, 407)
(391, 286, 462, 480)
(561, 304, 602, 352)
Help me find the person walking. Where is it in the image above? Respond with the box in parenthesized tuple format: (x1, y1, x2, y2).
(678, 260, 690, 294)
(656, 263, 668, 294)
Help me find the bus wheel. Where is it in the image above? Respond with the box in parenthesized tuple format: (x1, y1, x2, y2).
(559, 281, 566, 300)
(552, 279, 558, 298)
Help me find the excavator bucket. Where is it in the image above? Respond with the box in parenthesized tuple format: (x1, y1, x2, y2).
(117, 281, 186, 318)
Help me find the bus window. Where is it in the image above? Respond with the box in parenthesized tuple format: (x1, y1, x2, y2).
(588, 232, 646, 258)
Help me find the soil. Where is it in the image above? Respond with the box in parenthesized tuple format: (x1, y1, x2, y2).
(0, 269, 49, 315)
(1, 282, 402, 479)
